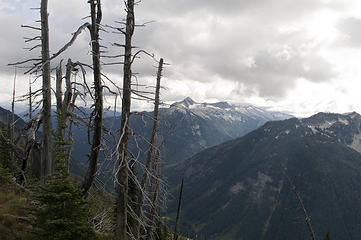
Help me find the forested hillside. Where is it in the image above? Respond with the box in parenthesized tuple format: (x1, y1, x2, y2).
(167, 112, 361, 240)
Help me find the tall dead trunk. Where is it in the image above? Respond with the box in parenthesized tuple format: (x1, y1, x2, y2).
(11, 67, 21, 182)
(10, 67, 16, 173)
(134, 58, 164, 238)
(80, 0, 103, 196)
(40, 0, 52, 179)
(174, 177, 184, 240)
(55, 60, 73, 143)
(55, 59, 74, 169)
(284, 173, 317, 240)
(115, 0, 135, 239)
(145, 147, 162, 240)
(11, 67, 16, 146)
(55, 63, 63, 138)
(29, 79, 32, 121)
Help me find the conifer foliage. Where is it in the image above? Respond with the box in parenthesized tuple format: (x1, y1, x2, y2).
(30, 144, 97, 240)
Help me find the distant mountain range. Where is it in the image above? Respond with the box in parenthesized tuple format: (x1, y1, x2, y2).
(70, 97, 292, 172)
(0, 98, 292, 178)
(131, 97, 292, 165)
(167, 112, 361, 240)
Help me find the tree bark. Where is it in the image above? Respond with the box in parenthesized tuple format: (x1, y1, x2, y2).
(55, 59, 74, 170)
(116, 0, 135, 239)
(55, 59, 73, 144)
(29, 79, 32, 120)
(40, 0, 53, 180)
(174, 177, 184, 240)
(80, 0, 103, 196)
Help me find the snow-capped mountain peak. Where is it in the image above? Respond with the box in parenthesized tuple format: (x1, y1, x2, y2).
(168, 97, 293, 123)
(171, 97, 196, 108)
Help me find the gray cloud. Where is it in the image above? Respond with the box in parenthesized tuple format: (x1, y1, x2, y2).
(137, 0, 341, 20)
(337, 17, 361, 47)
(127, 10, 338, 97)
(0, 0, 348, 104)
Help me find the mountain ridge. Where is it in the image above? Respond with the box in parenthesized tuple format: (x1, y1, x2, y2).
(71, 97, 293, 168)
(167, 111, 361, 240)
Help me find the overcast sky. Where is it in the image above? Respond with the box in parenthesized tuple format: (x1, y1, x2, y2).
(1, 0, 361, 117)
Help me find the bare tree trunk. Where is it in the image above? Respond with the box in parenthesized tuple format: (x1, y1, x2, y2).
(116, 0, 135, 239)
(11, 67, 16, 145)
(29, 79, 32, 120)
(80, 0, 103, 196)
(174, 177, 184, 240)
(145, 147, 161, 240)
(284, 173, 317, 240)
(55, 59, 75, 169)
(55, 63, 63, 138)
(11, 67, 16, 176)
(134, 58, 164, 238)
(40, 0, 53, 180)
(11, 68, 22, 182)
(55, 59, 73, 143)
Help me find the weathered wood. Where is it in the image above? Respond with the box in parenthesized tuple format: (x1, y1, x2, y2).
(11, 67, 16, 180)
(40, 0, 53, 179)
(55, 59, 75, 170)
(116, 0, 135, 239)
(29, 79, 32, 120)
(135, 58, 164, 238)
(80, 0, 103, 196)
(174, 177, 184, 240)
(145, 147, 161, 240)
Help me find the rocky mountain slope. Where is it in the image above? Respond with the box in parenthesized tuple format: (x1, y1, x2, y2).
(70, 97, 292, 170)
(158, 97, 292, 164)
(167, 112, 361, 240)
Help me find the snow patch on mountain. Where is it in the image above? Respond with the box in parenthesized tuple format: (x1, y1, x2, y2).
(349, 133, 361, 153)
(230, 182, 246, 194)
(170, 97, 292, 123)
(191, 124, 201, 136)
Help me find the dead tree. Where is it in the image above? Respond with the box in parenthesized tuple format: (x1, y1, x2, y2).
(8, 0, 52, 181)
(29, 79, 33, 120)
(174, 177, 184, 240)
(40, 0, 53, 179)
(9, 67, 17, 179)
(116, 0, 135, 238)
(284, 172, 317, 240)
(9, 0, 101, 184)
(145, 146, 162, 240)
(133, 58, 164, 238)
(11, 67, 16, 148)
(55, 59, 80, 169)
(80, 0, 103, 196)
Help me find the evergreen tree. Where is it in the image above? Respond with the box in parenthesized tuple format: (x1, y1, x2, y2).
(30, 140, 97, 240)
